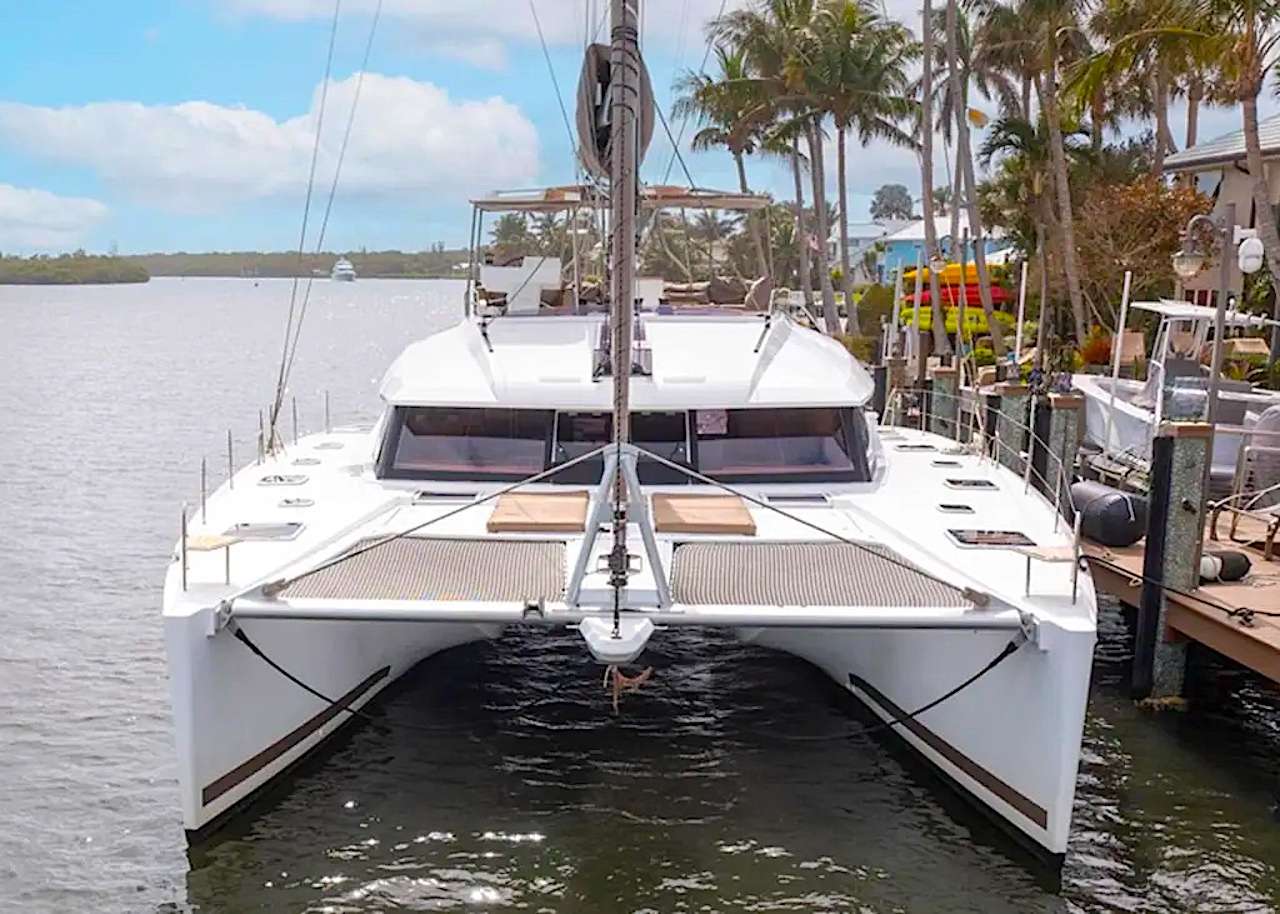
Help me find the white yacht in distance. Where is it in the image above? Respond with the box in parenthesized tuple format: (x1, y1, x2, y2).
(331, 257, 356, 282)
(163, 1, 1096, 864)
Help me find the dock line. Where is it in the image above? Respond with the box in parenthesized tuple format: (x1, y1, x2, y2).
(1088, 553, 1280, 626)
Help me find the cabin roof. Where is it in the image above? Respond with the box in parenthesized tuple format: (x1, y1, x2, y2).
(1164, 114, 1280, 172)
(379, 314, 873, 409)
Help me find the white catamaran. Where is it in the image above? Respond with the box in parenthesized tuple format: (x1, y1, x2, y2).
(164, 0, 1096, 862)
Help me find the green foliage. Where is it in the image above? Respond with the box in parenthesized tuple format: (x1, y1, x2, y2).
(972, 346, 997, 367)
(120, 248, 468, 279)
(870, 183, 915, 220)
(856, 283, 896, 327)
(0, 252, 149, 285)
(839, 334, 877, 363)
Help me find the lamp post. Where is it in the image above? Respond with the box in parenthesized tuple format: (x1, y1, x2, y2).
(1172, 203, 1266, 577)
(1171, 203, 1265, 430)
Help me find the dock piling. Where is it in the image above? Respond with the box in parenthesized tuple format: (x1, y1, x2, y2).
(993, 383, 1030, 474)
(928, 366, 958, 439)
(1133, 423, 1208, 699)
(872, 365, 888, 418)
(1046, 393, 1083, 518)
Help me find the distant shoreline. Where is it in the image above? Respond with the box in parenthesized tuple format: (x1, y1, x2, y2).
(0, 249, 472, 285)
(121, 249, 470, 280)
(0, 254, 150, 285)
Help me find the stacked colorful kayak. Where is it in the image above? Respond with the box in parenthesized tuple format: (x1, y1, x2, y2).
(899, 260, 1015, 334)
(900, 307, 1016, 334)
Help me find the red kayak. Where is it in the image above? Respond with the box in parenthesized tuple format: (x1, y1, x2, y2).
(904, 285, 1013, 307)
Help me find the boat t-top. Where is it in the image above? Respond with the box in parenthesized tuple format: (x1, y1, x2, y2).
(1074, 299, 1279, 482)
(163, 0, 1096, 863)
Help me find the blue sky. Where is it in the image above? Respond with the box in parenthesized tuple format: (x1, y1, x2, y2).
(0, 1, 1271, 255)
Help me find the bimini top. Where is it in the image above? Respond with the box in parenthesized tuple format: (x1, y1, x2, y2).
(471, 184, 771, 213)
(1133, 299, 1278, 328)
(379, 312, 873, 410)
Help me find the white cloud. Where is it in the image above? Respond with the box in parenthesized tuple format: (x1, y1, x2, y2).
(222, 0, 753, 59)
(0, 73, 540, 214)
(0, 184, 107, 251)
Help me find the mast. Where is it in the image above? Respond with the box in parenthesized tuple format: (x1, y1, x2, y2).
(607, 0, 641, 625)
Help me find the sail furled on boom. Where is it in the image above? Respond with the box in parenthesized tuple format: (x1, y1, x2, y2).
(576, 42, 656, 182)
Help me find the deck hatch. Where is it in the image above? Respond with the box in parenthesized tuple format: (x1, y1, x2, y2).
(938, 503, 975, 514)
(948, 529, 1035, 547)
(895, 443, 937, 452)
(671, 542, 971, 607)
(281, 537, 566, 602)
(223, 522, 304, 541)
(945, 478, 997, 490)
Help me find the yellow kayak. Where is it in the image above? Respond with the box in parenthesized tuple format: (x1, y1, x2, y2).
(900, 307, 1016, 334)
(902, 262, 981, 285)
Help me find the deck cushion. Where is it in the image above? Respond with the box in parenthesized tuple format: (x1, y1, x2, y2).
(652, 493, 756, 535)
(487, 491, 589, 533)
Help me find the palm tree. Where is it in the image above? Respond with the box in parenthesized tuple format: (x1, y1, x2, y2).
(946, 0, 1007, 355)
(919, 0, 953, 355)
(673, 44, 772, 280)
(992, 0, 1090, 345)
(714, 0, 845, 334)
(761, 120, 817, 307)
(1073, 0, 1280, 294)
(980, 115, 1091, 357)
(802, 0, 920, 335)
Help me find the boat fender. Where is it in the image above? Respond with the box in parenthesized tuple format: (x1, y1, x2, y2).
(1070, 481, 1148, 548)
(1200, 550, 1251, 583)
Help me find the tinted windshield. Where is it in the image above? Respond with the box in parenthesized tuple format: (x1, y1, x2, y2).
(380, 407, 551, 480)
(549, 411, 690, 484)
(694, 408, 863, 481)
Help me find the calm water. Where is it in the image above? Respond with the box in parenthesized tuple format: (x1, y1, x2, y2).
(2, 277, 1280, 913)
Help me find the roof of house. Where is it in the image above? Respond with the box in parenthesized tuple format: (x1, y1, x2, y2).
(882, 212, 1005, 243)
(1164, 113, 1280, 172)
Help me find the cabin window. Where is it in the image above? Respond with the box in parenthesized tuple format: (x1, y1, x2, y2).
(548, 411, 691, 484)
(693, 408, 870, 482)
(379, 407, 552, 480)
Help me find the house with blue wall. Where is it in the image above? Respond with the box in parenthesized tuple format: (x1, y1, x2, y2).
(878, 212, 1010, 280)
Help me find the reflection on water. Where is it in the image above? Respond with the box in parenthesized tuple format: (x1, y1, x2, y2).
(1, 279, 1278, 913)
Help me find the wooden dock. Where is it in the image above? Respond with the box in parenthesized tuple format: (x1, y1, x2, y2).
(1084, 539, 1280, 684)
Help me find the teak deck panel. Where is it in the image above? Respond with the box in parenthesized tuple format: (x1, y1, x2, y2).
(1084, 540, 1280, 683)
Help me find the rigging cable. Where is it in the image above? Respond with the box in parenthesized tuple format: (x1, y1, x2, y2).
(278, 0, 386, 396)
(661, 0, 728, 184)
(268, 0, 343, 450)
(529, 0, 580, 170)
(633, 443, 989, 605)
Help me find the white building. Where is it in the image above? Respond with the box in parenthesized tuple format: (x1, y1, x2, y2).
(1164, 113, 1280, 304)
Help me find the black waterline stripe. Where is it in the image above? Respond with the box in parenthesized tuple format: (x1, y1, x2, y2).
(201, 665, 391, 807)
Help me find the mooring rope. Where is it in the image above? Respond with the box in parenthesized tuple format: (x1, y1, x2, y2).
(1086, 554, 1280, 626)
(233, 619, 1024, 731)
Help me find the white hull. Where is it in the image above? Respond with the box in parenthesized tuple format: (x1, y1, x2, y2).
(166, 588, 1091, 856)
(755, 622, 1092, 855)
(164, 580, 489, 831)
(164, 408, 1095, 857)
